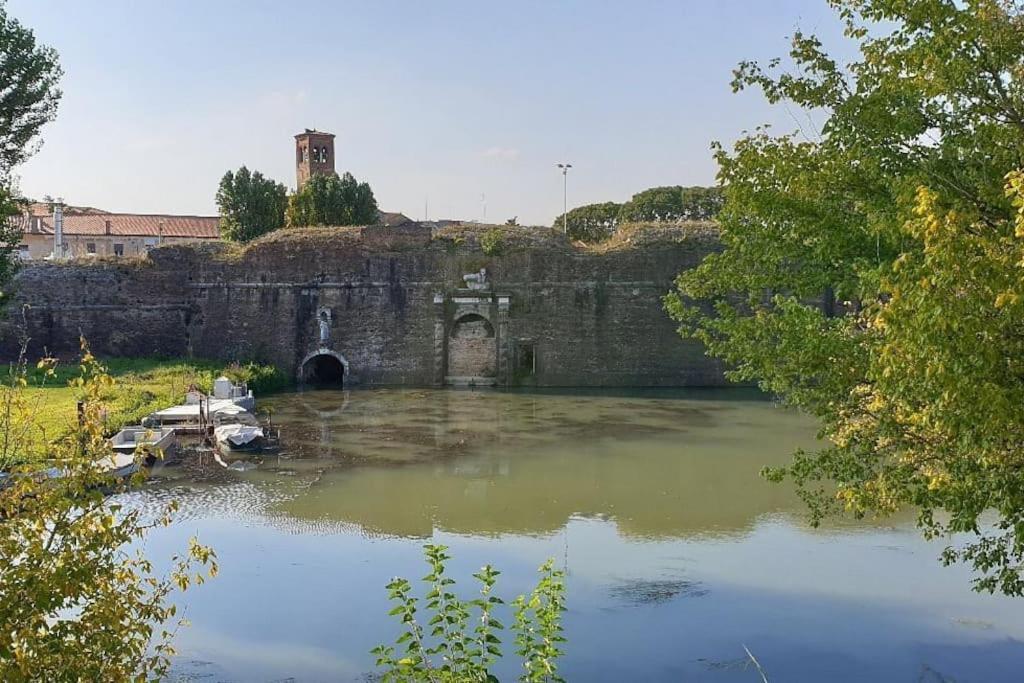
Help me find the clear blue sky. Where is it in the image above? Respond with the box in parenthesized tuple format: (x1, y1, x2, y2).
(9, 1, 847, 225)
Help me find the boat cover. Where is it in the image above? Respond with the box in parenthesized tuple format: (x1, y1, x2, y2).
(214, 423, 264, 446)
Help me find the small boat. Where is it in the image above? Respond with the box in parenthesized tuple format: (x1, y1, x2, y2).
(212, 408, 278, 454)
(109, 426, 177, 462)
(102, 452, 141, 479)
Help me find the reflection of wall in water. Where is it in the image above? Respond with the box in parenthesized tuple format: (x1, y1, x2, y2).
(267, 395, 825, 539)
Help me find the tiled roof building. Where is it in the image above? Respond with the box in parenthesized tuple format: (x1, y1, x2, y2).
(14, 209, 220, 260)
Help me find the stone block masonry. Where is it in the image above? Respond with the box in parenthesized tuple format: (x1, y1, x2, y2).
(0, 223, 731, 387)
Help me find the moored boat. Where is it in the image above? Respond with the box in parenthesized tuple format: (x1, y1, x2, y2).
(109, 425, 177, 461)
(212, 408, 279, 454)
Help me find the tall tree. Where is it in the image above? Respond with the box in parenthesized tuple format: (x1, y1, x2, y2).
(215, 166, 288, 242)
(0, 2, 61, 297)
(0, 186, 23, 299)
(286, 171, 378, 227)
(617, 186, 685, 222)
(665, 0, 1024, 594)
(617, 185, 723, 222)
(553, 201, 621, 242)
(677, 186, 725, 220)
(0, 1, 62, 173)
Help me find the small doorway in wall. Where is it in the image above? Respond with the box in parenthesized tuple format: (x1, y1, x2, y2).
(516, 341, 536, 377)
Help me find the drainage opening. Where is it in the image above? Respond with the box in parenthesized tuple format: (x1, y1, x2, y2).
(302, 353, 346, 385)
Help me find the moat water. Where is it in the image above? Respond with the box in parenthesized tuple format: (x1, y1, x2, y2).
(121, 388, 1024, 682)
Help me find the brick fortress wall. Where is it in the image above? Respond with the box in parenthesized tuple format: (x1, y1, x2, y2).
(0, 223, 734, 387)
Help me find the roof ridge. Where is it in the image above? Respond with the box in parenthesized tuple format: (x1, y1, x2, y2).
(68, 211, 218, 220)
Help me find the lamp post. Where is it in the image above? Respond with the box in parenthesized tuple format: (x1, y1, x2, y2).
(557, 163, 572, 234)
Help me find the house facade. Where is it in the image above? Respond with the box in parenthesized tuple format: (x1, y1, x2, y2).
(12, 209, 220, 260)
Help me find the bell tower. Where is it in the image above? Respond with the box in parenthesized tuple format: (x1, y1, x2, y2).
(295, 129, 336, 189)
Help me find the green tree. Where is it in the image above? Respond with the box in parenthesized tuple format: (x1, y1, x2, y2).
(215, 166, 288, 242)
(617, 185, 722, 222)
(678, 186, 725, 221)
(0, 1, 62, 297)
(553, 201, 621, 242)
(665, 0, 1024, 594)
(0, 1, 62, 173)
(0, 344, 217, 678)
(618, 186, 683, 222)
(286, 171, 379, 227)
(0, 186, 24, 300)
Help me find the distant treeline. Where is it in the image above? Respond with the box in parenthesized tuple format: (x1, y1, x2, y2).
(553, 185, 723, 242)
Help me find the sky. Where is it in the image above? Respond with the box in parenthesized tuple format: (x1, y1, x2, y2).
(8, 1, 849, 225)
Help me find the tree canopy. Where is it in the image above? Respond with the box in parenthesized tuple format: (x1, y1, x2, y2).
(665, 0, 1024, 594)
(554, 187, 723, 243)
(286, 171, 378, 227)
(0, 1, 62, 297)
(215, 166, 288, 242)
(618, 185, 723, 223)
(552, 201, 621, 241)
(0, 0, 62, 174)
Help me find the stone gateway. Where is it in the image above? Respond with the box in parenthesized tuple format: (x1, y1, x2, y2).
(0, 222, 732, 387)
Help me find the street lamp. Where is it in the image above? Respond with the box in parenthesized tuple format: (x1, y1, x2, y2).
(557, 163, 572, 235)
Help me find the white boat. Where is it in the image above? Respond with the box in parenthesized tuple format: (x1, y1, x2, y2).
(213, 409, 276, 453)
(109, 426, 176, 460)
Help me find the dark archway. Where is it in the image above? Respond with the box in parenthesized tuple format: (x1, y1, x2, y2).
(299, 350, 349, 386)
(307, 354, 345, 384)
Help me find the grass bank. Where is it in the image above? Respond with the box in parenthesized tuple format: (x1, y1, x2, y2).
(13, 356, 286, 461)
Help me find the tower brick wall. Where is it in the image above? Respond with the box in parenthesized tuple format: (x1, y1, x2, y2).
(295, 129, 336, 188)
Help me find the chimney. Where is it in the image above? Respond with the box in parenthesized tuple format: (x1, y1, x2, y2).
(104, 219, 112, 235)
(52, 199, 64, 259)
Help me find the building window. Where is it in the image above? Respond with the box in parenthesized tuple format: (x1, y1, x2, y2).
(113, 243, 124, 257)
(86, 242, 96, 254)
(302, 146, 309, 162)
(321, 146, 328, 162)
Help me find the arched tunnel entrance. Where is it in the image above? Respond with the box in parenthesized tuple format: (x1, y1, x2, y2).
(299, 350, 349, 386)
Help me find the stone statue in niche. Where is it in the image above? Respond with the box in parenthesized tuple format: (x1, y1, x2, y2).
(317, 307, 332, 345)
(463, 268, 488, 291)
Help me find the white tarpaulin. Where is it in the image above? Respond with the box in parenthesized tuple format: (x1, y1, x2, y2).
(214, 424, 264, 447)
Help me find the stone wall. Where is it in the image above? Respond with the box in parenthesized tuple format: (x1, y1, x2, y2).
(0, 224, 730, 387)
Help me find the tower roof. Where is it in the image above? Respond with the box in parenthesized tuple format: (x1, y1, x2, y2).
(295, 128, 335, 139)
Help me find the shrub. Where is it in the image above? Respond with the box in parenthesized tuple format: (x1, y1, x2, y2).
(373, 544, 566, 682)
(0, 344, 217, 679)
(223, 361, 287, 394)
(480, 228, 505, 257)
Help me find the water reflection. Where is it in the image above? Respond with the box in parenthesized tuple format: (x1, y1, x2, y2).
(260, 388, 819, 538)
(120, 388, 1024, 682)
